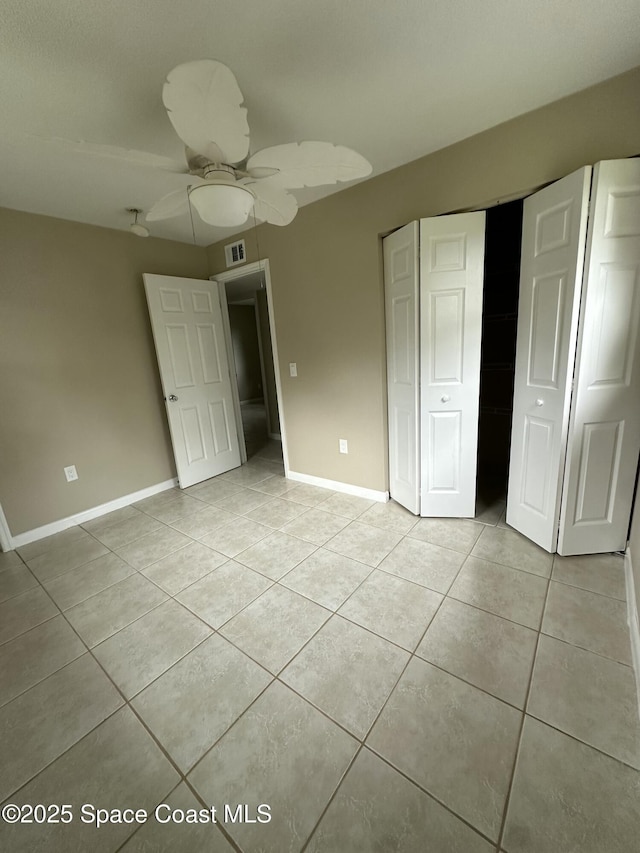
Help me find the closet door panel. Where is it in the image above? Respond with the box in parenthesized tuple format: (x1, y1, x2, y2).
(506, 167, 592, 551)
(384, 222, 420, 514)
(558, 159, 640, 555)
(420, 212, 485, 517)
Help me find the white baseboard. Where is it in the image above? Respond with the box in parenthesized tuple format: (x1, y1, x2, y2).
(0, 504, 13, 552)
(268, 432, 282, 442)
(624, 547, 640, 719)
(287, 470, 388, 503)
(7, 479, 178, 550)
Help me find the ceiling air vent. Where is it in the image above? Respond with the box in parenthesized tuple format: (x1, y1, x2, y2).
(224, 239, 246, 268)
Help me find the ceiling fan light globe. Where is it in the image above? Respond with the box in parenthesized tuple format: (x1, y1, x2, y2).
(189, 184, 254, 227)
(130, 223, 150, 237)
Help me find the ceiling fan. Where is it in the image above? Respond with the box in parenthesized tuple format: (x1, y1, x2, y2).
(139, 59, 372, 229)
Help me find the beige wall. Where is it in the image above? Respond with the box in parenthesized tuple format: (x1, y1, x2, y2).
(0, 208, 208, 535)
(208, 65, 640, 493)
(630, 497, 640, 623)
(228, 304, 262, 402)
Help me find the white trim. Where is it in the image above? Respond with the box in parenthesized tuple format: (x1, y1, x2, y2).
(9, 479, 178, 549)
(287, 470, 389, 503)
(253, 300, 272, 435)
(624, 547, 640, 718)
(0, 503, 13, 552)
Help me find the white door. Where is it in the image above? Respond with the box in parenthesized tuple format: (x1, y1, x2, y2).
(420, 212, 486, 517)
(143, 274, 242, 488)
(384, 222, 420, 513)
(558, 159, 640, 555)
(506, 167, 592, 550)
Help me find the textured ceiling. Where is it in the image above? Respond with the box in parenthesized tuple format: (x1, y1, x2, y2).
(1, 0, 639, 246)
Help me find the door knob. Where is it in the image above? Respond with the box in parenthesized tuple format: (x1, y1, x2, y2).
(441, 394, 451, 403)
(535, 398, 544, 407)
(166, 394, 179, 402)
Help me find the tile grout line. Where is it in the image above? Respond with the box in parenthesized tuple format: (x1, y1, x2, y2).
(362, 743, 501, 849)
(297, 743, 365, 853)
(495, 570, 553, 851)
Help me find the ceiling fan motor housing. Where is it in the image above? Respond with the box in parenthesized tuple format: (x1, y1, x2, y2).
(202, 162, 237, 181)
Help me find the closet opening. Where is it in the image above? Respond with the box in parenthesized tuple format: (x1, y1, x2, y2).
(476, 197, 523, 517)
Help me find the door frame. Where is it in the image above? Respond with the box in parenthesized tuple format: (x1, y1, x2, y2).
(253, 299, 277, 441)
(211, 259, 290, 474)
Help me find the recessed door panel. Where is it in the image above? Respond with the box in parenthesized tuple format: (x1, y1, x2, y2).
(528, 273, 565, 388)
(573, 421, 622, 524)
(180, 406, 206, 464)
(166, 325, 195, 388)
(604, 187, 640, 237)
(392, 295, 413, 385)
(192, 290, 213, 313)
(394, 407, 413, 486)
(507, 167, 592, 551)
(535, 201, 572, 255)
(144, 274, 241, 488)
(429, 290, 464, 385)
(559, 160, 640, 554)
(159, 288, 184, 313)
(587, 264, 639, 388)
(429, 234, 467, 272)
(520, 417, 554, 515)
(197, 324, 222, 385)
(427, 411, 461, 493)
(209, 400, 231, 455)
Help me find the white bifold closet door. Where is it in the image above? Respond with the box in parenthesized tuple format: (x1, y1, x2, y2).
(558, 159, 640, 555)
(508, 159, 640, 554)
(506, 167, 592, 550)
(419, 213, 486, 516)
(385, 212, 486, 517)
(384, 223, 421, 514)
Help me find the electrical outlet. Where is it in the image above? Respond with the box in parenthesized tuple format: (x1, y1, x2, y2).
(64, 465, 78, 482)
(339, 439, 348, 454)
(289, 362, 298, 377)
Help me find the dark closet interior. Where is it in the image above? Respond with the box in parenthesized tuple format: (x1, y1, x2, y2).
(476, 198, 524, 505)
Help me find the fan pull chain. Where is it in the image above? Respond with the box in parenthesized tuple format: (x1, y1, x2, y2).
(252, 210, 262, 268)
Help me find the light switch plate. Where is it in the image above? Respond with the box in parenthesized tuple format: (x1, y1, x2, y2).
(339, 439, 348, 454)
(64, 465, 78, 482)
(289, 362, 298, 377)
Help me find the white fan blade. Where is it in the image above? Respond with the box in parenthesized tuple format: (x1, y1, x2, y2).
(248, 181, 298, 226)
(246, 142, 372, 189)
(38, 137, 187, 173)
(146, 187, 192, 221)
(162, 60, 250, 165)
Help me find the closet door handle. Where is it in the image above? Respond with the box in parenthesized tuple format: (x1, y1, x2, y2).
(441, 394, 451, 403)
(535, 398, 544, 407)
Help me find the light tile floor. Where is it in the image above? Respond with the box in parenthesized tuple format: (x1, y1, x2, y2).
(1, 441, 638, 851)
